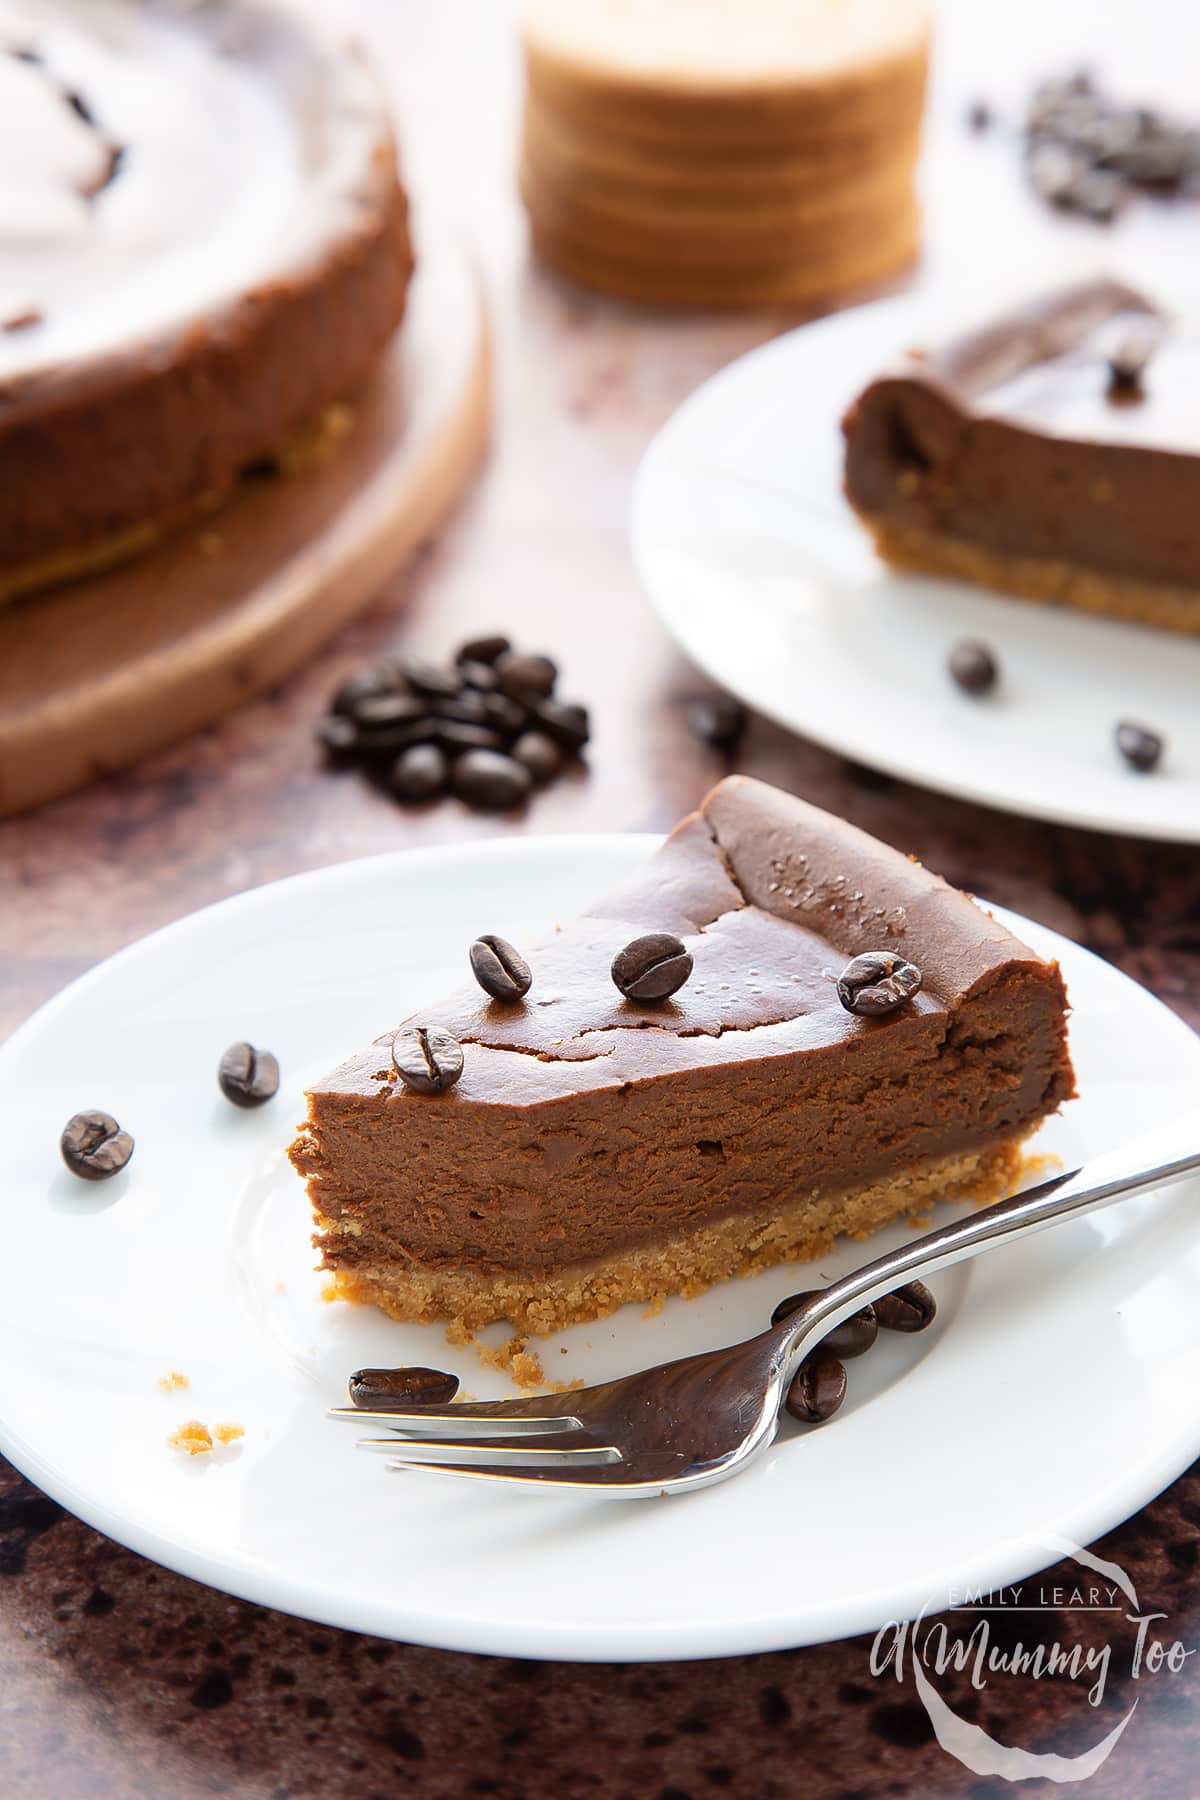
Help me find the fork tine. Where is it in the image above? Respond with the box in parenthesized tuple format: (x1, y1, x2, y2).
(328, 1407, 583, 1438)
(363, 1440, 622, 1469)
(385, 1459, 674, 1493)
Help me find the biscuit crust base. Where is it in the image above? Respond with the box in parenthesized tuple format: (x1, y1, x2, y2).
(319, 1135, 1026, 1339)
(855, 509, 1200, 637)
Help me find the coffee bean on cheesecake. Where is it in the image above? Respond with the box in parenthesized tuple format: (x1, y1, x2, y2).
(61, 1110, 134, 1181)
(452, 749, 533, 810)
(771, 1290, 879, 1359)
(218, 1042, 280, 1108)
(785, 1353, 847, 1423)
(456, 633, 511, 667)
(1115, 720, 1164, 772)
(349, 1366, 460, 1408)
(873, 1280, 937, 1332)
(688, 694, 746, 752)
(948, 640, 997, 694)
(470, 934, 533, 1003)
(511, 730, 563, 783)
(836, 951, 922, 1017)
(390, 743, 449, 802)
(391, 1025, 464, 1095)
(495, 651, 558, 700)
(612, 932, 694, 1003)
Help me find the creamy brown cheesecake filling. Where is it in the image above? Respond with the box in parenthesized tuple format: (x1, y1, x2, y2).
(842, 278, 1200, 633)
(290, 778, 1075, 1336)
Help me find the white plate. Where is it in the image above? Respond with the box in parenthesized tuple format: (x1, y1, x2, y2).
(631, 292, 1200, 842)
(2, 836, 1199, 1661)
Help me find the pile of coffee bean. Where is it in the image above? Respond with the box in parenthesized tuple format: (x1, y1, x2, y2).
(774, 1280, 937, 1423)
(978, 69, 1200, 222)
(318, 635, 590, 812)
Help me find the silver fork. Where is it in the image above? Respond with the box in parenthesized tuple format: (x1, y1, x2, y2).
(331, 1117, 1200, 1498)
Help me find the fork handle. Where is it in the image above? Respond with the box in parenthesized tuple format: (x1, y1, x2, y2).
(776, 1114, 1200, 1382)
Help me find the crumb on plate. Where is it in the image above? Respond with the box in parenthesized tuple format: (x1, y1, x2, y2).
(157, 1370, 189, 1393)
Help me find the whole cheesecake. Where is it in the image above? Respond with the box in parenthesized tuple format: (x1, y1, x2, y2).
(0, 0, 413, 602)
(290, 778, 1075, 1339)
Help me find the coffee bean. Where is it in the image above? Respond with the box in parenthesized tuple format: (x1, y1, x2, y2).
(511, 730, 562, 783)
(785, 1353, 847, 1423)
(771, 1290, 879, 1359)
(218, 1042, 280, 1108)
(350, 693, 429, 734)
(612, 932, 693, 1003)
(688, 695, 746, 752)
(1115, 720, 1164, 772)
(390, 743, 448, 802)
(836, 951, 922, 1017)
(481, 692, 531, 736)
(330, 662, 403, 718)
(61, 1110, 134, 1181)
(391, 1025, 464, 1095)
(316, 714, 360, 764)
(433, 690, 492, 726)
(874, 1280, 937, 1333)
(948, 640, 997, 694)
(349, 1366, 460, 1409)
(435, 720, 506, 757)
(495, 651, 558, 700)
(531, 698, 590, 752)
(452, 749, 533, 811)
(457, 659, 499, 693)
(456, 634, 511, 667)
(470, 934, 533, 1003)
(401, 659, 461, 700)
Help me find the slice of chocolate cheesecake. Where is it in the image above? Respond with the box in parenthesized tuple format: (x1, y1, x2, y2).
(842, 278, 1200, 634)
(290, 778, 1074, 1337)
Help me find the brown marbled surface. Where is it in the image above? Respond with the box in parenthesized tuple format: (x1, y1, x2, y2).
(3, 2, 1200, 1794)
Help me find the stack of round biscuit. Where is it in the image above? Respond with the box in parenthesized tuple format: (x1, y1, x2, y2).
(519, 0, 930, 309)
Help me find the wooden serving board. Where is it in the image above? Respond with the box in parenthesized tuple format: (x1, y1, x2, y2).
(0, 237, 490, 817)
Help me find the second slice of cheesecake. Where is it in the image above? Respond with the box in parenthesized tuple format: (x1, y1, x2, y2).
(290, 777, 1075, 1337)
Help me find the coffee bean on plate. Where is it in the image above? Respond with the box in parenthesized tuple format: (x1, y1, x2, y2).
(432, 690, 492, 726)
(480, 691, 531, 736)
(770, 1290, 879, 1359)
(390, 743, 448, 802)
(435, 720, 506, 757)
(688, 694, 746, 752)
(391, 1025, 464, 1095)
(61, 1110, 134, 1181)
(470, 934, 533, 1003)
(948, 640, 997, 694)
(612, 932, 693, 1003)
(453, 749, 533, 811)
(349, 1366, 460, 1409)
(785, 1353, 847, 1423)
(495, 651, 558, 700)
(511, 730, 562, 783)
(218, 1042, 280, 1108)
(456, 634, 511, 667)
(350, 693, 429, 734)
(1115, 720, 1164, 772)
(874, 1280, 937, 1333)
(837, 951, 922, 1017)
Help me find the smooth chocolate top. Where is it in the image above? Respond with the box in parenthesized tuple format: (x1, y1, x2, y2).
(312, 776, 1060, 1111)
(0, 0, 396, 414)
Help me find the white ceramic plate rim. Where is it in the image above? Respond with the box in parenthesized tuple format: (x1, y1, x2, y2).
(2, 836, 1199, 1661)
